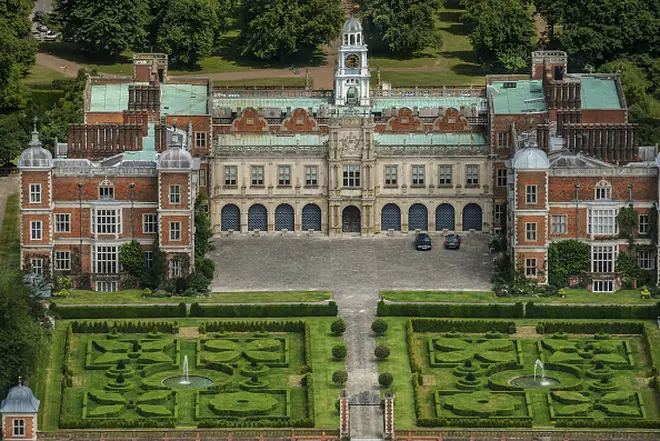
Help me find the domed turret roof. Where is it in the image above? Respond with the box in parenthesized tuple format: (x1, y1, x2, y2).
(343, 17, 362, 33)
(17, 124, 53, 169)
(158, 134, 193, 170)
(0, 380, 40, 413)
(513, 147, 549, 170)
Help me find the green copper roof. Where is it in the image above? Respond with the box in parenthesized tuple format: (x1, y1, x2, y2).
(161, 84, 208, 115)
(124, 123, 158, 161)
(89, 83, 131, 113)
(490, 80, 547, 115)
(218, 134, 328, 146)
(374, 132, 486, 145)
(371, 97, 486, 113)
(213, 98, 333, 112)
(580, 76, 623, 110)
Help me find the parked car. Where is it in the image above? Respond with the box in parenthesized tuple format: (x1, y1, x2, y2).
(37, 24, 48, 32)
(33, 11, 45, 22)
(415, 232, 432, 251)
(444, 234, 462, 250)
(43, 30, 60, 41)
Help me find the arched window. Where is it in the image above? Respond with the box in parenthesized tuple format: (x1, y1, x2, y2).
(350, 34, 355, 45)
(595, 180, 612, 200)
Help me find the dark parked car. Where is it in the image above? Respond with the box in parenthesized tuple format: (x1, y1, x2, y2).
(444, 234, 462, 249)
(415, 232, 432, 250)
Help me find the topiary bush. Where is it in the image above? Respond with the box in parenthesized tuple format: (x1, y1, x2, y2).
(332, 343, 347, 361)
(371, 319, 388, 335)
(378, 372, 393, 388)
(332, 370, 348, 386)
(374, 343, 391, 360)
(331, 318, 346, 336)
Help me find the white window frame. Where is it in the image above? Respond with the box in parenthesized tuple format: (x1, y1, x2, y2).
(384, 166, 397, 186)
(278, 165, 291, 186)
(170, 222, 181, 241)
(411, 165, 425, 186)
(639, 250, 654, 270)
(94, 209, 121, 235)
(144, 251, 153, 269)
(30, 258, 43, 275)
(595, 182, 612, 201)
(170, 259, 182, 278)
(592, 280, 614, 293)
(143, 214, 158, 234)
(225, 166, 238, 186)
(94, 245, 118, 274)
(305, 166, 319, 186)
(13, 419, 25, 437)
(169, 185, 181, 204)
(496, 169, 507, 187)
(54, 251, 71, 271)
(439, 165, 452, 185)
(494, 204, 505, 224)
(551, 215, 567, 234)
(591, 245, 617, 273)
(55, 213, 71, 233)
(195, 132, 207, 149)
(525, 222, 537, 241)
(99, 186, 114, 200)
(199, 168, 207, 187)
(29, 184, 41, 203)
(526, 185, 537, 204)
(30, 221, 42, 240)
(639, 214, 650, 234)
(588, 208, 618, 235)
(95, 281, 117, 292)
(343, 165, 360, 188)
(251, 166, 264, 186)
(466, 165, 479, 185)
(525, 258, 537, 277)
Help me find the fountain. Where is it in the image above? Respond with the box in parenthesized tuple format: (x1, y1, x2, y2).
(508, 359, 560, 389)
(180, 355, 191, 385)
(534, 359, 552, 386)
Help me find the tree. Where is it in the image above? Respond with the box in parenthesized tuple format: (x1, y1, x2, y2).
(194, 195, 213, 265)
(238, 0, 343, 60)
(371, 318, 388, 335)
(119, 240, 145, 279)
(0, 113, 30, 166)
(332, 343, 347, 361)
(463, 0, 533, 72)
(617, 206, 639, 257)
(331, 318, 346, 336)
(56, 0, 149, 58)
(0, 273, 49, 398)
(374, 343, 391, 360)
(533, 0, 565, 43)
(360, 0, 442, 54)
(156, 0, 218, 68)
(332, 370, 348, 386)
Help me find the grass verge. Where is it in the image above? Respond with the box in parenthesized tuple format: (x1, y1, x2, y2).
(381, 289, 656, 304)
(52, 290, 331, 304)
(0, 193, 20, 273)
(23, 64, 68, 84)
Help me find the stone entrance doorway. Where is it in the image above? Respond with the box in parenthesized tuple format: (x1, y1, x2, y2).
(342, 205, 361, 233)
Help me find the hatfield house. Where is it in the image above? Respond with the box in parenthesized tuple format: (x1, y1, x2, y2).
(16, 18, 660, 293)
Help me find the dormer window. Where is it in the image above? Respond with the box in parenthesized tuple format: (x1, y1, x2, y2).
(595, 180, 611, 200)
(99, 179, 114, 200)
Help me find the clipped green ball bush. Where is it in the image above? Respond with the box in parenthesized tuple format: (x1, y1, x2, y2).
(332, 343, 347, 361)
(374, 343, 391, 360)
(371, 319, 388, 335)
(332, 370, 348, 386)
(331, 319, 347, 336)
(378, 372, 393, 387)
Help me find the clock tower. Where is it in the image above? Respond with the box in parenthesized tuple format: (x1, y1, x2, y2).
(335, 18, 371, 107)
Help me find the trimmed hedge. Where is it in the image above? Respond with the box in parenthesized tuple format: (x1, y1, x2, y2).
(52, 304, 186, 319)
(60, 417, 176, 428)
(72, 321, 179, 334)
(190, 302, 337, 317)
(526, 302, 660, 319)
(537, 321, 644, 335)
(377, 300, 524, 318)
(411, 319, 516, 334)
(556, 418, 660, 428)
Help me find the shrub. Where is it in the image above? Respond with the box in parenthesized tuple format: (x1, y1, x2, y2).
(51, 304, 186, 319)
(371, 318, 388, 335)
(332, 344, 347, 361)
(331, 318, 346, 336)
(377, 300, 523, 318)
(142, 288, 153, 298)
(526, 303, 659, 319)
(198, 258, 216, 280)
(190, 302, 338, 317)
(332, 370, 348, 386)
(378, 372, 393, 387)
(411, 319, 516, 334)
(374, 343, 391, 360)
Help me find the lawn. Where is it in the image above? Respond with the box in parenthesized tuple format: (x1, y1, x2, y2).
(378, 317, 660, 429)
(39, 317, 343, 430)
(23, 64, 68, 84)
(52, 290, 331, 304)
(0, 194, 20, 273)
(381, 289, 657, 305)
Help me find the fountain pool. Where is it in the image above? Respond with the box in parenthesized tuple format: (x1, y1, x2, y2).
(161, 374, 213, 390)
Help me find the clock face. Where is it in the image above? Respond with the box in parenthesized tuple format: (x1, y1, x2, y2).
(345, 54, 360, 68)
